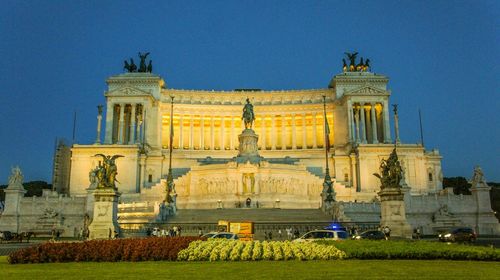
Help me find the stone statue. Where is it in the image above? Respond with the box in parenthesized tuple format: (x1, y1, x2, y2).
(93, 154, 124, 189)
(124, 58, 137, 72)
(97, 105, 103, 116)
(471, 166, 485, 185)
(356, 57, 364, 71)
(373, 148, 403, 190)
(147, 60, 153, 73)
(8, 166, 23, 186)
(242, 98, 255, 129)
(342, 59, 347, 72)
(138, 52, 150, 72)
(363, 59, 370, 71)
(344, 52, 358, 70)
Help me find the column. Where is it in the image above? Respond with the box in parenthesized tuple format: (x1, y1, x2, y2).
(118, 103, 125, 144)
(383, 101, 392, 143)
(189, 115, 194, 149)
(354, 106, 360, 143)
(210, 115, 215, 150)
(360, 102, 367, 143)
(350, 154, 359, 192)
(260, 115, 266, 150)
(200, 116, 205, 150)
(370, 103, 378, 144)
(271, 115, 276, 150)
(291, 114, 297, 149)
(179, 114, 184, 150)
(95, 105, 103, 144)
(347, 100, 353, 142)
(129, 104, 136, 144)
(281, 115, 286, 149)
(230, 115, 235, 150)
(302, 113, 307, 149)
(312, 113, 317, 148)
(220, 116, 225, 150)
(104, 103, 114, 144)
(135, 104, 142, 144)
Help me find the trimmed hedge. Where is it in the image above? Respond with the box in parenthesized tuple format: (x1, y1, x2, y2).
(8, 237, 203, 264)
(177, 240, 346, 261)
(317, 240, 500, 261)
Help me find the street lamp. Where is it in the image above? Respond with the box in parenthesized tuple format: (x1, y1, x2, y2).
(166, 94, 175, 211)
(322, 95, 335, 210)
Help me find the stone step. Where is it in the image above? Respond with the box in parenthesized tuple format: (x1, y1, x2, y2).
(165, 208, 332, 223)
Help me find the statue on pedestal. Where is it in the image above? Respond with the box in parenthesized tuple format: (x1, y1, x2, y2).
(373, 148, 403, 190)
(242, 98, 255, 129)
(93, 154, 124, 190)
(8, 166, 24, 186)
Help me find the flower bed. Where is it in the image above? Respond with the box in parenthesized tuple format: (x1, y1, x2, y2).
(177, 240, 346, 261)
(8, 237, 203, 264)
(317, 240, 500, 261)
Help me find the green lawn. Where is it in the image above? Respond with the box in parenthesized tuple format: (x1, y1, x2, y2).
(1, 256, 499, 280)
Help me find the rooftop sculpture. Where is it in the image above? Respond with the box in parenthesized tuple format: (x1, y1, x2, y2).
(124, 52, 153, 73)
(343, 52, 370, 72)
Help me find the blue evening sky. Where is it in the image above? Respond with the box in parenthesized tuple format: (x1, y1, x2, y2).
(0, 0, 498, 183)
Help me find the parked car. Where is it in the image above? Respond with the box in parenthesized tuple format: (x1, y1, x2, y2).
(202, 232, 239, 240)
(293, 230, 349, 242)
(353, 230, 386, 240)
(438, 227, 477, 243)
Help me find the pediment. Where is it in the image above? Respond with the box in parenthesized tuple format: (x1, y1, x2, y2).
(344, 85, 388, 96)
(106, 86, 151, 97)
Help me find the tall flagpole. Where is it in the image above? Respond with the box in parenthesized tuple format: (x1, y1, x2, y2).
(322, 96, 335, 209)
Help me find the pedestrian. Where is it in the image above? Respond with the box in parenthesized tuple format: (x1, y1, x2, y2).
(198, 227, 203, 237)
(56, 230, 61, 241)
(278, 229, 282, 239)
(108, 228, 112, 239)
(268, 231, 273, 240)
(264, 231, 268, 240)
(114, 230, 119, 239)
(383, 226, 391, 240)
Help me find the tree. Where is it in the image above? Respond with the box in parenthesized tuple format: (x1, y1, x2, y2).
(443, 177, 471, 195)
(0, 181, 53, 202)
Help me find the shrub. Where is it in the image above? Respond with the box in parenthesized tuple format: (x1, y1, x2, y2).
(177, 240, 345, 261)
(316, 240, 500, 261)
(8, 237, 203, 264)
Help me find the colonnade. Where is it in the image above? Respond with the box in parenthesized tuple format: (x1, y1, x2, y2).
(162, 112, 334, 151)
(104, 103, 144, 144)
(347, 101, 391, 144)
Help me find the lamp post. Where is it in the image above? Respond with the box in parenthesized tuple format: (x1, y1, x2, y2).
(322, 96, 335, 211)
(166, 94, 176, 211)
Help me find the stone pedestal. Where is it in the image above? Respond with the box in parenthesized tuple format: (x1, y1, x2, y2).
(88, 188, 121, 239)
(378, 188, 412, 239)
(0, 181, 26, 233)
(238, 129, 259, 157)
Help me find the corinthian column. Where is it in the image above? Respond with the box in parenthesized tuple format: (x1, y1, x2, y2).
(200, 115, 205, 150)
(291, 113, 297, 149)
(104, 102, 114, 144)
(302, 113, 307, 149)
(370, 103, 378, 144)
(95, 105, 103, 144)
(129, 104, 136, 144)
(312, 113, 317, 148)
(189, 115, 194, 150)
(231, 115, 235, 150)
(383, 100, 392, 143)
(281, 115, 286, 149)
(179, 114, 184, 150)
(271, 115, 276, 150)
(260, 115, 266, 150)
(360, 103, 367, 144)
(118, 103, 125, 144)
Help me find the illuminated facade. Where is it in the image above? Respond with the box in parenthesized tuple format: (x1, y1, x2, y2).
(69, 69, 444, 209)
